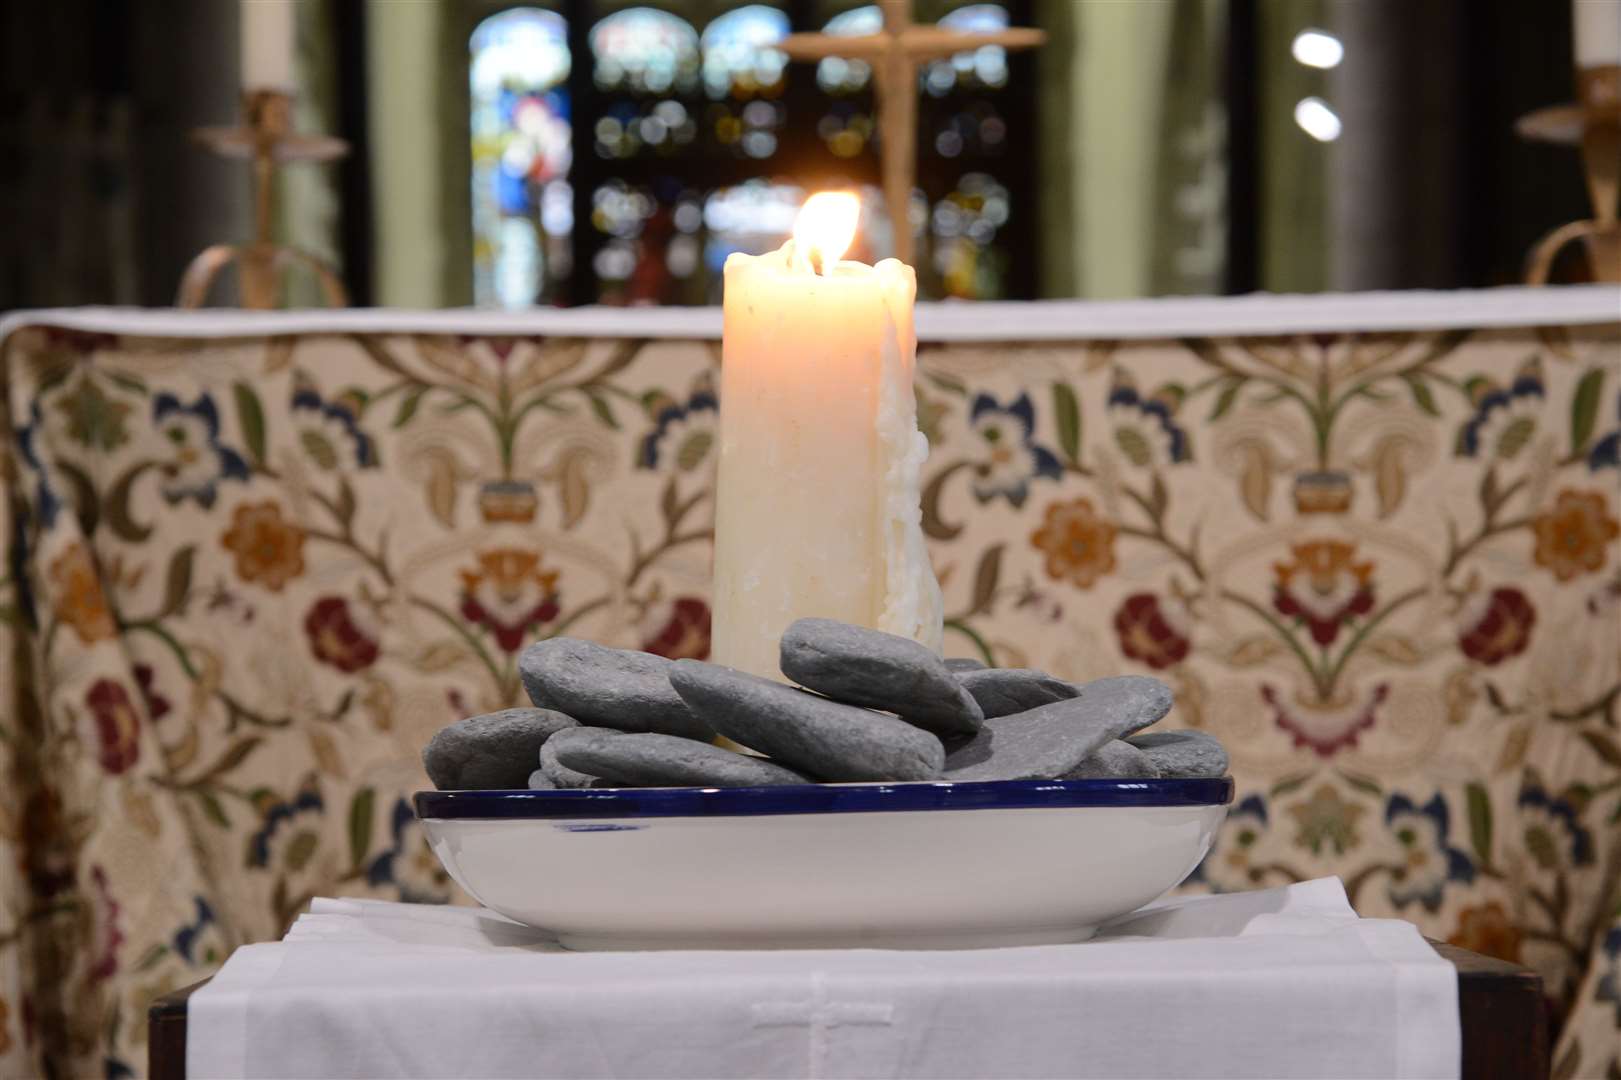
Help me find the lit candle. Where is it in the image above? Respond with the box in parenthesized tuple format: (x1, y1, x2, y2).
(241, 0, 296, 90)
(711, 193, 944, 680)
(1574, 0, 1621, 67)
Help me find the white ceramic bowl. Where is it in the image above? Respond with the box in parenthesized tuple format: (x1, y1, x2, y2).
(415, 778, 1231, 950)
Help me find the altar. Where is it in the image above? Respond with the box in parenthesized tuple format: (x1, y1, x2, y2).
(0, 286, 1617, 1077)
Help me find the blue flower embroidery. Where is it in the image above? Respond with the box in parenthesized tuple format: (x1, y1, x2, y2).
(1108, 375, 1191, 466)
(1518, 783, 1594, 868)
(14, 399, 61, 527)
(1587, 390, 1619, 471)
(639, 383, 718, 471)
(967, 392, 1062, 506)
(172, 897, 217, 963)
(1596, 926, 1621, 1025)
(246, 783, 324, 869)
(1385, 793, 1475, 912)
(292, 384, 376, 470)
(366, 797, 452, 903)
(152, 393, 249, 507)
(1457, 361, 1544, 459)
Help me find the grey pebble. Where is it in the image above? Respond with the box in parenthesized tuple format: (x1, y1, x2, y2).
(554, 729, 810, 788)
(944, 676, 1174, 781)
(944, 657, 988, 673)
(527, 768, 556, 790)
(1063, 740, 1162, 779)
(540, 728, 609, 788)
(669, 659, 945, 782)
(957, 668, 1079, 718)
(520, 637, 714, 741)
(423, 708, 577, 790)
(779, 618, 983, 737)
(1127, 730, 1229, 777)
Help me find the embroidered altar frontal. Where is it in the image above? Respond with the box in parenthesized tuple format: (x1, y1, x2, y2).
(0, 289, 1617, 1078)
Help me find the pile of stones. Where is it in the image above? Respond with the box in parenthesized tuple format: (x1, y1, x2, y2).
(423, 617, 1227, 791)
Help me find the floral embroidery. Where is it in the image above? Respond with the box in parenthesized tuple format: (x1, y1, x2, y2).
(133, 664, 171, 722)
(1456, 586, 1535, 665)
(88, 867, 123, 981)
(1457, 360, 1543, 460)
(641, 596, 711, 660)
(966, 392, 1062, 506)
(1596, 927, 1621, 1026)
(221, 501, 307, 592)
(639, 378, 717, 471)
(55, 374, 132, 453)
(48, 543, 114, 645)
(1518, 783, 1594, 869)
(365, 798, 452, 904)
(1531, 489, 1618, 581)
(1108, 373, 1191, 466)
(458, 549, 562, 653)
(1447, 901, 1522, 964)
(292, 382, 376, 470)
(1587, 391, 1619, 471)
(1263, 684, 1386, 758)
(15, 399, 62, 527)
(1113, 592, 1191, 669)
(1030, 497, 1117, 589)
(152, 393, 249, 507)
(1272, 540, 1375, 646)
(171, 898, 217, 965)
(1385, 793, 1475, 912)
(85, 680, 140, 775)
(1288, 784, 1365, 856)
(304, 596, 381, 673)
(247, 782, 324, 869)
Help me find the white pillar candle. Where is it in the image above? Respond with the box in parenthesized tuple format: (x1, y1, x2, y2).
(1574, 0, 1621, 67)
(242, 0, 297, 90)
(712, 193, 943, 680)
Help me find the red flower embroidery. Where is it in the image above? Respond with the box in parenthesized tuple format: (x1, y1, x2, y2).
(458, 549, 562, 653)
(1113, 593, 1191, 669)
(641, 597, 712, 660)
(1272, 540, 1375, 646)
(133, 663, 171, 722)
(86, 680, 140, 775)
(88, 866, 123, 981)
(1263, 683, 1387, 757)
(304, 596, 381, 673)
(1457, 587, 1535, 666)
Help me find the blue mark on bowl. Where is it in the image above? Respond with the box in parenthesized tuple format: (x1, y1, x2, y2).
(555, 823, 644, 833)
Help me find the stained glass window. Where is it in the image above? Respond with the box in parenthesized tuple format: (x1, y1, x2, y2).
(590, 7, 700, 95)
(702, 6, 789, 99)
(470, 8, 572, 308)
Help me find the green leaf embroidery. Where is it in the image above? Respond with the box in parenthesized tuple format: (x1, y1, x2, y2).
(970, 543, 1004, 617)
(1208, 378, 1243, 421)
(233, 381, 268, 465)
(1402, 374, 1439, 417)
(160, 545, 196, 619)
(197, 790, 230, 829)
(349, 787, 376, 870)
(1465, 782, 1492, 864)
(1579, 729, 1621, 767)
(56, 375, 132, 450)
(585, 390, 619, 430)
(393, 385, 427, 429)
(283, 830, 319, 873)
(1052, 382, 1081, 464)
(1570, 367, 1605, 455)
(105, 461, 156, 543)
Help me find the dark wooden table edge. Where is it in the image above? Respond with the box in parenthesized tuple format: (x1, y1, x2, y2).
(150, 943, 1549, 1080)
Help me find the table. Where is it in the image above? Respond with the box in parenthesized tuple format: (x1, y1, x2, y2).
(148, 941, 1546, 1080)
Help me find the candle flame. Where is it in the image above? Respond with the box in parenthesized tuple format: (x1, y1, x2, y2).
(792, 192, 860, 275)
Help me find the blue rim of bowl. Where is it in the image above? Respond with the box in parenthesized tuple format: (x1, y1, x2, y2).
(414, 776, 1234, 820)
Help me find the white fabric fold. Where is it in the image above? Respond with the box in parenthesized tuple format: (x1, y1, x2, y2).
(189, 877, 1459, 1079)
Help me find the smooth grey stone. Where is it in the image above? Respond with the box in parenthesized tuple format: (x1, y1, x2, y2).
(957, 668, 1079, 718)
(423, 708, 577, 790)
(779, 618, 983, 737)
(944, 657, 988, 672)
(943, 676, 1174, 782)
(520, 637, 713, 741)
(540, 728, 609, 788)
(1063, 740, 1162, 779)
(669, 660, 945, 782)
(527, 768, 557, 790)
(554, 729, 810, 788)
(1127, 730, 1229, 777)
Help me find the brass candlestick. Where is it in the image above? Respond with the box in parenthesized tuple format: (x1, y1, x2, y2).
(177, 89, 350, 309)
(1518, 65, 1621, 284)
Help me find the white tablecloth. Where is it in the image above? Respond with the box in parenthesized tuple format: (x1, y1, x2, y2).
(188, 878, 1459, 1079)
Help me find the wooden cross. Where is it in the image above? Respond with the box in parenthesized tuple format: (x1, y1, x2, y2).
(777, 0, 1046, 265)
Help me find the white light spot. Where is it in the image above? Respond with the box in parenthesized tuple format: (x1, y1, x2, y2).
(1291, 29, 1344, 69)
(1294, 97, 1342, 141)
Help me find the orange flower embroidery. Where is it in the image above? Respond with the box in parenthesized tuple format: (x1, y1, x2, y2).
(1030, 498, 1117, 589)
(1447, 901, 1521, 964)
(1272, 540, 1375, 646)
(221, 501, 307, 591)
(1531, 489, 1618, 581)
(459, 549, 562, 652)
(48, 543, 115, 645)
